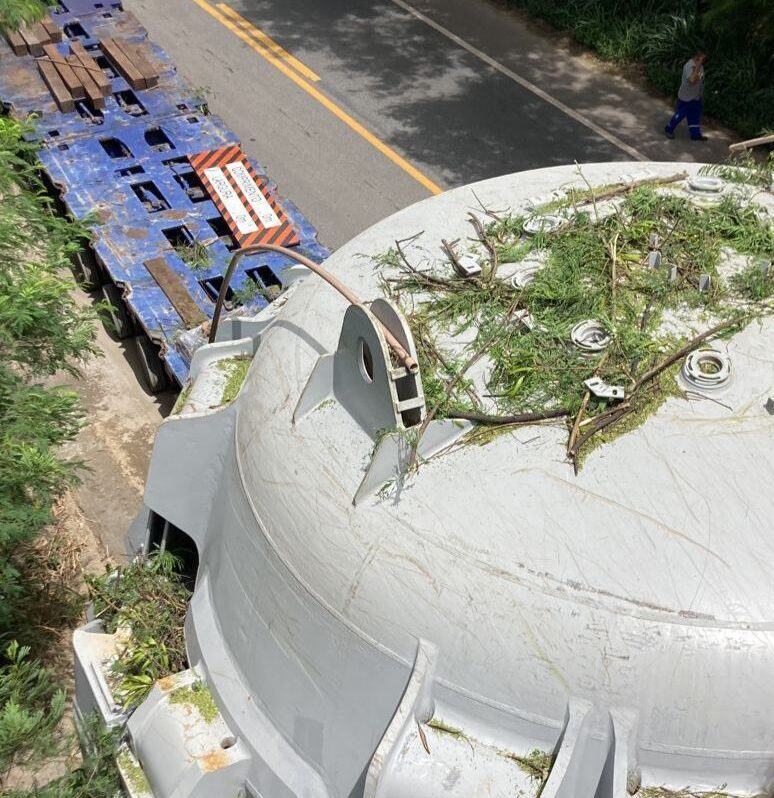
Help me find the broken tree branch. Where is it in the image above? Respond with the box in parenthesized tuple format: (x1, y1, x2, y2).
(467, 212, 499, 282)
(448, 408, 571, 425)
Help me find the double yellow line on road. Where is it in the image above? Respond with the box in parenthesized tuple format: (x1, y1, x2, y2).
(190, 0, 443, 195)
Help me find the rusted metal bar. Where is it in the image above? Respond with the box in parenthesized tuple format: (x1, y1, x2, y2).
(208, 244, 419, 374)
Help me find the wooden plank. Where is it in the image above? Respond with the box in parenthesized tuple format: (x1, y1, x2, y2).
(29, 21, 50, 51)
(3, 29, 27, 56)
(101, 37, 146, 90)
(37, 57, 74, 112)
(114, 39, 158, 88)
(41, 15, 63, 43)
(30, 20, 50, 45)
(729, 133, 774, 153)
(66, 54, 104, 109)
(20, 23, 46, 56)
(70, 41, 112, 96)
(43, 43, 85, 100)
(144, 257, 208, 328)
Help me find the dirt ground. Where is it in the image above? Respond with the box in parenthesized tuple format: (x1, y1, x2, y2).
(55, 285, 176, 561)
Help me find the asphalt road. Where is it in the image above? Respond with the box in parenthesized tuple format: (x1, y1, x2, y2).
(124, 0, 732, 250)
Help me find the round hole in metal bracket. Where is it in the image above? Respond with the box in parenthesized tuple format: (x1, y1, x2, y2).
(358, 338, 374, 383)
(220, 735, 237, 750)
(681, 349, 731, 391)
(570, 319, 610, 353)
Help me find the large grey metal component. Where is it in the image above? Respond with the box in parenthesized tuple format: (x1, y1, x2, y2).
(116, 162, 774, 798)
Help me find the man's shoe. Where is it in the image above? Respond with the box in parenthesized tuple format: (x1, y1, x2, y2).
(664, 128, 675, 139)
(691, 135, 709, 141)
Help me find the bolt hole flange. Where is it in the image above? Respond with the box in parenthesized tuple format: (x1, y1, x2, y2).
(682, 349, 731, 391)
(510, 260, 542, 289)
(571, 319, 610, 354)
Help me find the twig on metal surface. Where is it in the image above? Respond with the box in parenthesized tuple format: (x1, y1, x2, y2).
(408, 297, 523, 471)
(468, 212, 499, 283)
(448, 408, 571, 425)
(470, 188, 503, 221)
(568, 317, 743, 460)
(395, 234, 451, 289)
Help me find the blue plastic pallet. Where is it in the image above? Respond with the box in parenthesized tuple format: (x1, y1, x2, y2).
(91, 225, 328, 384)
(44, 138, 328, 384)
(40, 114, 241, 215)
(42, 127, 323, 248)
(0, 44, 205, 144)
(0, 0, 330, 386)
(52, 0, 123, 17)
(44, 6, 147, 47)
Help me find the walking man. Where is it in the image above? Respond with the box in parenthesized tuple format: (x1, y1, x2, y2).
(664, 52, 708, 141)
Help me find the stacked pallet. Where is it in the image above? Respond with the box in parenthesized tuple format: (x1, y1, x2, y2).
(37, 42, 112, 113)
(101, 37, 159, 90)
(3, 16, 62, 56)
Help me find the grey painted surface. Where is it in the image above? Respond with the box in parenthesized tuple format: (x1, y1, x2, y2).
(124, 162, 774, 797)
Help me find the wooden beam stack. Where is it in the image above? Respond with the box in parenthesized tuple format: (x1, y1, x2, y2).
(101, 37, 159, 90)
(4, 16, 62, 56)
(37, 43, 113, 113)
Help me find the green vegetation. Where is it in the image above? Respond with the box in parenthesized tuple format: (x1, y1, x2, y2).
(174, 238, 211, 272)
(426, 718, 466, 739)
(502, 0, 774, 138)
(190, 85, 212, 117)
(730, 259, 774, 300)
(171, 382, 192, 414)
(0, 0, 53, 30)
(504, 748, 554, 792)
(0, 110, 124, 797)
(3, 716, 122, 798)
(378, 173, 774, 465)
(0, 642, 65, 779)
(638, 787, 734, 798)
(117, 747, 151, 796)
(231, 276, 277, 308)
(88, 552, 192, 710)
(700, 152, 774, 189)
(168, 682, 219, 724)
(0, 115, 99, 646)
(217, 356, 251, 404)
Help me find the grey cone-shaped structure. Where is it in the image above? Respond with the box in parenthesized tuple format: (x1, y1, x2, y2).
(79, 162, 774, 798)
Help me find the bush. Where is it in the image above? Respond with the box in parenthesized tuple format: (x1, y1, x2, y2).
(3, 714, 121, 798)
(0, 109, 107, 794)
(88, 552, 192, 710)
(504, 0, 774, 138)
(0, 117, 99, 647)
(0, 0, 53, 31)
(0, 642, 65, 781)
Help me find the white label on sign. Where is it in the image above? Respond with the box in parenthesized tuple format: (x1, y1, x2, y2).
(203, 166, 258, 235)
(226, 161, 282, 229)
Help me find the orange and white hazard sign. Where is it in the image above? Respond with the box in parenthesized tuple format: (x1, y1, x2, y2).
(188, 145, 299, 248)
